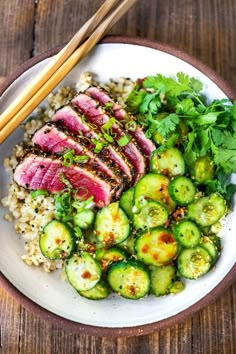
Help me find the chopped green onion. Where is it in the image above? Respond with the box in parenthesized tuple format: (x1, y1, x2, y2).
(62, 149, 89, 165)
(103, 132, 114, 143)
(60, 173, 73, 189)
(117, 134, 130, 147)
(31, 189, 49, 198)
(62, 149, 74, 166)
(72, 196, 94, 211)
(101, 118, 116, 132)
(94, 140, 105, 153)
(73, 155, 89, 164)
(104, 102, 113, 110)
(125, 121, 137, 132)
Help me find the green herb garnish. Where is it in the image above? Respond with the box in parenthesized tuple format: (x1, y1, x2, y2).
(62, 149, 89, 166)
(31, 189, 49, 198)
(117, 134, 130, 147)
(126, 72, 236, 199)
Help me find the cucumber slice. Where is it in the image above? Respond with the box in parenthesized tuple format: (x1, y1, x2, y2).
(107, 260, 150, 299)
(174, 220, 201, 248)
(120, 187, 134, 218)
(150, 265, 176, 296)
(74, 209, 95, 229)
(95, 247, 127, 268)
(150, 147, 185, 177)
(79, 280, 110, 300)
(133, 200, 168, 230)
(65, 252, 102, 292)
(187, 193, 226, 226)
(191, 156, 215, 184)
(135, 227, 178, 266)
(134, 173, 176, 214)
(94, 202, 130, 246)
(169, 280, 185, 294)
(177, 246, 212, 279)
(169, 176, 196, 206)
(199, 235, 221, 264)
(39, 220, 75, 260)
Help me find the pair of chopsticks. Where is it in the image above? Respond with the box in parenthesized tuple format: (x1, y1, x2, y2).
(0, 0, 137, 143)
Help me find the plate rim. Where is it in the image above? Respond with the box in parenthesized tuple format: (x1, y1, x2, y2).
(0, 35, 235, 337)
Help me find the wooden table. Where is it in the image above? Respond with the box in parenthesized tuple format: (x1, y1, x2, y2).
(0, 0, 235, 353)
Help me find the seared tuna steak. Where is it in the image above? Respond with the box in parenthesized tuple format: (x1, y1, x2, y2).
(14, 154, 114, 207)
(86, 86, 156, 159)
(72, 94, 146, 182)
(32, 123, 122, 190)
(52, 106, 133, 183)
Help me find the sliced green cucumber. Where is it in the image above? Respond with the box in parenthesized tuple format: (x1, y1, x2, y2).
(107, 260, 150, 299)
(199, 235, 221, 264)
(74, 209, 95, 229)
(134, 173, 176, 214)
(177, 246, 212, 279)
(79, 280, 110, 300)
(133, 200, 168, 230)
(150, 147, 185, 177)
(39, 220, 75, 260)
(169, 176, 196, 206)
(94, 202, 130, 246)
(169, 280, 185, 294)
(95, 247, 127, 268)
(120, 187, 134, 218)
(174, 220, 201, 248)
(65, 252, 102, 292)
(135, 227, 178, 266)
(191, 156, 215, 184)
(150, 265, 176, 296)
(187, 193, 226, 226)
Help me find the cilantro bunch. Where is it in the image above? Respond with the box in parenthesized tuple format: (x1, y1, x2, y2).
(126, 72, 236, 200)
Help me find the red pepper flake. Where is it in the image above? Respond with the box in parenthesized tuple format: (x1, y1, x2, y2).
(55, 238, 62, 245)
(128, 285, 136, 296)
(159, 232, 175, 244)
(104, 232, 115, 245)
(81, 271, 91, 279)
(142, 244, 149, 253)
(153, 253, 159, 261)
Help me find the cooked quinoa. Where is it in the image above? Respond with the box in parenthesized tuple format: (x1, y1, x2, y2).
(1, 73, 134, 272)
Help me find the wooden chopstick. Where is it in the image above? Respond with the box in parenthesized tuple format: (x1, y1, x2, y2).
(0, 0, 125, 133)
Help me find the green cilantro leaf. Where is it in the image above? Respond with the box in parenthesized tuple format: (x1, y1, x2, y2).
(214, 148, 236, 173)
(157, 114, 179, 138)
(176, 98, 199, 116)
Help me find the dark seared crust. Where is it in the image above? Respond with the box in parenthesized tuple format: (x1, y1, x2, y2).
(71, 106, 136, 178)
(86, 86, 156, 162)
(28, 146, 118, 193)
(14, 151, 117, 204)
(71, 94, 146, 182)
(52, 105, 135, 186)
(32, 122, 127, 197)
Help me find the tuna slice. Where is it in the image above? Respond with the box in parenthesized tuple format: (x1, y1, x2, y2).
(14, 154, 113, 207)
(86, 86, 156, 159)
(52, 106, 133, 184)
(72, 94, 146, 182)
(32, 123, 123, 197)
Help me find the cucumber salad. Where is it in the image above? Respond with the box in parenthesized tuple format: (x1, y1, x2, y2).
(36, 72, 236, 300)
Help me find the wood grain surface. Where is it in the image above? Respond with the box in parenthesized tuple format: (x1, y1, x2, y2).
(0, 0, 235, 353)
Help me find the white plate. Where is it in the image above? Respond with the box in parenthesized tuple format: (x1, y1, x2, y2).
(0, 40, 235, 331)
